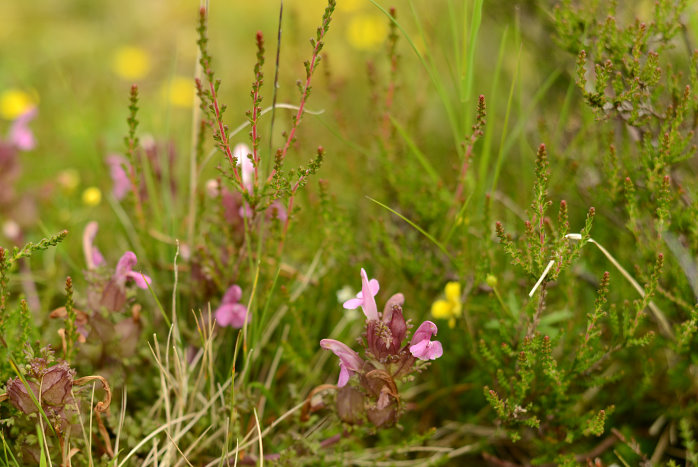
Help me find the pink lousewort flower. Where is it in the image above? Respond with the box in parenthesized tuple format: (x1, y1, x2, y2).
(101, 251, 152, 311)
(214, 284, 249, 328)
(8, 107, 37, 151)
(409, 321, 443, 361)
(113, 252, 152, 289)
(105, 154, 131, 200)
(82, 221, 106, 269)
(320, 338, 364, 387)
(343, 268, 379, 321)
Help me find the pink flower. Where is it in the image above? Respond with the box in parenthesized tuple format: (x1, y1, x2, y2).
(100, 251, 152, 311)
(269, 200, 288, 222)
(215, 284, 249, 328)
(8, 107, 37, 151)
(343, 268, 379, 321)
(105, 154, 131, 200)
(114, 252, 152, 289)
(234, 143, 254, 193)
(409, 321, 443, 361)
(83, 221, 106, 269)
(320, 339, 364, 387)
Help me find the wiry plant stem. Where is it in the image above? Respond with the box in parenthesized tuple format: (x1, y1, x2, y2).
(267, 0, 335, 182)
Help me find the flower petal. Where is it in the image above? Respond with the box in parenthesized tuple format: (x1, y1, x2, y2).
(115, 251, 138, 283)
(234, 143, 254, 193)
(383, 293, 404, 319)
(222, 284, 242, 304)
(409, 339, 443, 360)
(106, 154, 131, 200)
(445, 282, 461, 303)
(368, 278, 380, 296)
(83, 221, 106, 269)
(430, 300, 453, 319)
(125, 271, 152, 289)
(229, 303, 249, 328)
(214, 303, 235, 326)
(342, 297, 363, 309)
(337, 364, 351, 387)
(9, 107, 37, 151)
(215, 303, 248, 328)
(360, 268, 379, 321)
(320, 338, 363, 375)
(409, 321, 443, 360)
(410, 320, 438, 346)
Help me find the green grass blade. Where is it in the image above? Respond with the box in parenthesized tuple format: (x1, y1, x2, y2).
(490, 44, 522, 193)
(478, 26, 509, 196)
(367, 196, 456, 266)
(389, 115, 440, 184)
(368, 0, 461, 151)
(464, 0, 483, 130)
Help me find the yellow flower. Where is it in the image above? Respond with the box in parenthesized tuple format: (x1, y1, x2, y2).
(337, 0, 362, 12)
(112, 46, 151, 80)
(346, 14, 388, 50)
(431, 282, 462, 328)
(165, 76, 194, 108)
(82, 187, 102, 206)
(0, 89, 38, 120)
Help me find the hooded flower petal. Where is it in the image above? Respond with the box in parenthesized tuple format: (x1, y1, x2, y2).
(114, 252, 138, 283)
(215, 302, 249, 328)
(409, 320, 443, 360)
(383, 293, 404, 317)
(83, 221, 106, 269)
(115, 251, 151, 289)
(320, 338, 364, 387)
(9, 107, 37, 151)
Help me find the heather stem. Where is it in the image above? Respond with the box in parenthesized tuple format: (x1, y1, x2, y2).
(526, 282, 547, 339)
(208, 79, 244, 191)
(267, 0, 335, 183)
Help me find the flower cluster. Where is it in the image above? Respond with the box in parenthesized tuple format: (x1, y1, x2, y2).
(49, 222, 152, 360)
(214, 284, 249, 328)
(430, 281, 462, 328)
(320, 268, 442, 427)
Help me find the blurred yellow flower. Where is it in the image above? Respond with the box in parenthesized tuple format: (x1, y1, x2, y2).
(113, 46, 151, 80)
(347, 14, 388, 50)
(337, 0, 362, 12)
(0, 89, 37, 120)
(82, 187, 102, 206)
(166, 76, 194, 108)
(431, 282, 462, 329)
(57, 169, 80, 193)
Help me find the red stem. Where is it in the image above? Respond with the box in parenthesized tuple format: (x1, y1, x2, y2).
(208, 80, 244, 191)
(267, 31, 327, 183)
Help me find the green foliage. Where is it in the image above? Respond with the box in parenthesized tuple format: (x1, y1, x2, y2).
(2, 0, 698, 464)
